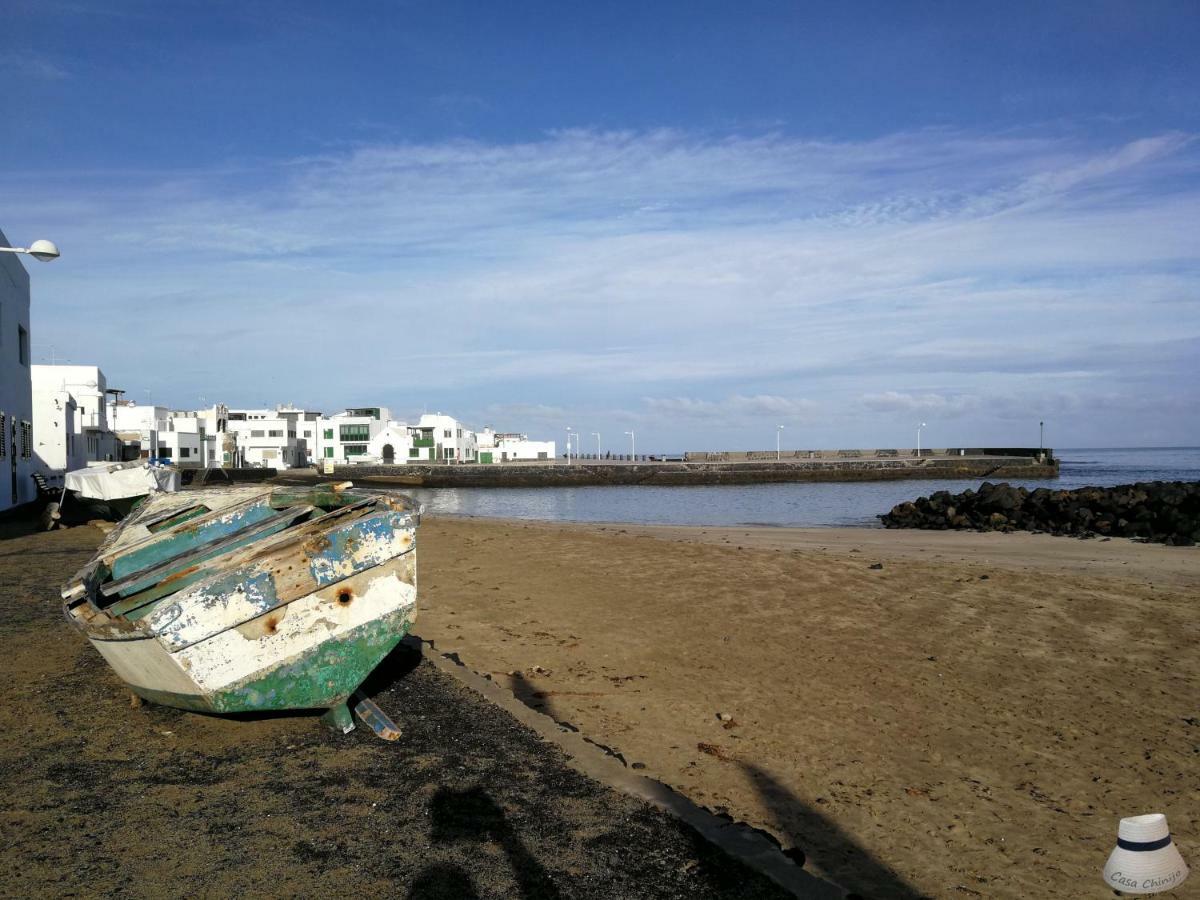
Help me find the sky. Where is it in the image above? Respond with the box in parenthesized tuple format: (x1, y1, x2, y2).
(2, 0, 1198, 451)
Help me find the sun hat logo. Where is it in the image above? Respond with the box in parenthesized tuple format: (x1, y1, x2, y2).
(1103, 813, 1189, 894)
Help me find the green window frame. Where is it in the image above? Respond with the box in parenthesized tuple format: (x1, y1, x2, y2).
(324, 447, 334, 458)
(323, 429, 334, 440)
(339, 424, 370, 442)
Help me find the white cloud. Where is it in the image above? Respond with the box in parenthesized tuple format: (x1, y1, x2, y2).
(5, 126, 1198, 446)
(643, 394, 818, 421)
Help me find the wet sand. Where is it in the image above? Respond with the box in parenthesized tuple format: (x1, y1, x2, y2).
(0, 520, 793, 900)
(415, 517, 1199, 898)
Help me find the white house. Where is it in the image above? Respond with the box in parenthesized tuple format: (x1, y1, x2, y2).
(109, 403, 212, 468)
(226, 407, 310, 469)
(31, 364, 123, 486)
(0, 227, 36, 511)
(476, 427, 555, 463)
(414, 413, 478, 463)
(366, 422, 416, 464)
(314, 407, 391, 464)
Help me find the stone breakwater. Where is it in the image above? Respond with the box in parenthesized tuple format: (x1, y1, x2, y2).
(332, 455, 1056, 488)
(880, 480, 1200, 546)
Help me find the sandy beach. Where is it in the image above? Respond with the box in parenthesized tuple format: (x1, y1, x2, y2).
(0, 520, 800, 900)
(416, 517, 1199, 898)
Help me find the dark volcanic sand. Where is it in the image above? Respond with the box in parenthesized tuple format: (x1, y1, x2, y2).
(0, 521, 790, 899)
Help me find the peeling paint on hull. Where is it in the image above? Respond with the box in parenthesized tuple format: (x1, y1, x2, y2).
(63, 485, 420, 725)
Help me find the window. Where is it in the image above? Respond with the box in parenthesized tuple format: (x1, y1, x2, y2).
(340, 424, 369, 441)
(18, 326, 30, 366)
(287, 430, 296, 438)
(251, 430, 265, 438)
(324, 447, 334, 458)
(223, 452, 231, 462)
(0, 412, 5, 458)
(343, 444, 367, 457)
(180, 447, 191, 458)
(409, 448, 419, 458)
(21, 421, 32, 458)
(323, 429, 333, 440)
(268, 429, 283, 437)
(159, 448, 173, 458)
(443, 429, 452, 438)
(457, 428, 462, 438)
(444, 447, 455, 459)
(303, 430, 311, 438)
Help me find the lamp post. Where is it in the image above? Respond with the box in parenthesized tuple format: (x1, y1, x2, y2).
(0, 239, 60, 262)
(625, 430, 635, 460)
(1039, 420, 1044, 454)
(592, 432, 600, 460)
(776, 424, 784, 461)
(917, 422, 926, 457)
(565, 427, 573, 465)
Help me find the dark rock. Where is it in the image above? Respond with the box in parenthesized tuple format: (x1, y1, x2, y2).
(878, 480, 1200, 547)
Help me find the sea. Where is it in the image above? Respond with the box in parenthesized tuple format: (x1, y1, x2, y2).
(404, 447, 1200, 528)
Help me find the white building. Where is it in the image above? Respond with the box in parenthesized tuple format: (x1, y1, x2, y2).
(109, 403, 213, 468)
(366, 422, 417, 464)
(0, 228, 36, 511)
(413, 413, 478, 463)
(225, 407, 312, 469)
(31, 365, 122, 486)
(476, 427, 555, 463)
(314, 407, 392, 464)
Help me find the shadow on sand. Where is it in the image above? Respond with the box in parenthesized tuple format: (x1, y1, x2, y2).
(738, 760, 925, 899)
(506, 666, 922, 898)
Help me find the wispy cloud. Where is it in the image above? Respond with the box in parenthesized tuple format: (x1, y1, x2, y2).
(6, 126, 1198, 446)
(0, 50, 69, 80)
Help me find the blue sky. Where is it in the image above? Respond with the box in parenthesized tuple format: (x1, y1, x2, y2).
(2, 1, 1198, 450)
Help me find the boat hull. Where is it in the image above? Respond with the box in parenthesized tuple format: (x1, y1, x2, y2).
(88, 553, 416, 715)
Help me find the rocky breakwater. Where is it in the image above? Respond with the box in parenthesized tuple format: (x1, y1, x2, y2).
(880, 481, 1200, 546)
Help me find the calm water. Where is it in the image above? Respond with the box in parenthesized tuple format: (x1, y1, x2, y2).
(406, 448, 1200, 528)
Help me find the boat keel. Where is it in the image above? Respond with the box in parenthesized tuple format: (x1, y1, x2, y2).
(321, 701, 355, 735)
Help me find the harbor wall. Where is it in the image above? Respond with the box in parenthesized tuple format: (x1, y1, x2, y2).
(330, 454, 1058, 488)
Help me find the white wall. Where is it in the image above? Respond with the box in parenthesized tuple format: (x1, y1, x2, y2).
(0, 228, 35, 510)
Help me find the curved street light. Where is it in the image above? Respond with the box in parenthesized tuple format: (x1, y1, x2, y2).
(917, 422, 927, 457)
(624, 430, 635, 460)
(0, 239, 60, 262)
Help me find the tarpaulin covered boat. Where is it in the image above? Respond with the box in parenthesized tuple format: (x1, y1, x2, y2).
(61, 482, 418, 734)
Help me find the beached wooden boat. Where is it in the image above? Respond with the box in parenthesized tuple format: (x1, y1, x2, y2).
(61, 483, 418, 734)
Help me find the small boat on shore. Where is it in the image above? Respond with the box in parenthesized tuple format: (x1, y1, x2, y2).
(61, 482, 419, 734)
(64, 460, 181, 518)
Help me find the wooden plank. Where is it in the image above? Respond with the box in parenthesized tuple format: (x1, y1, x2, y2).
(102, 506, 314, 599)
(111, 499, 383, 621)
(147, 508, 416, 653)
(109, 499, 280, 580)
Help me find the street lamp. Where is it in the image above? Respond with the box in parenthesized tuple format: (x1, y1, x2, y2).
(565, 427, 572, 465)
(0, 239, 60, 262)
(625, 430, 635, 460)
(776, 424, 785, 461)
(592, 432, 600, 460)
(917, 422, 926, 457)
(1039, 420, 1044, 454)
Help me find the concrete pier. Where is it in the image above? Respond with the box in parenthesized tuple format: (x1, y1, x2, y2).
(323, 450, 1058, 488)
